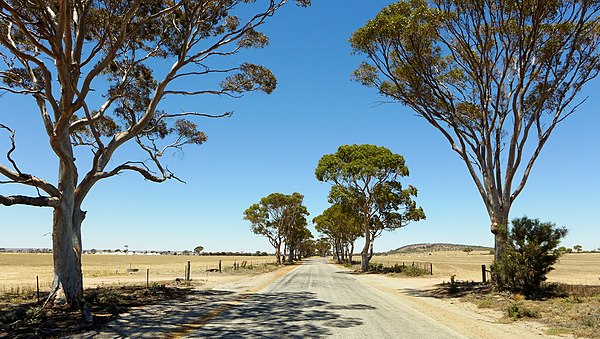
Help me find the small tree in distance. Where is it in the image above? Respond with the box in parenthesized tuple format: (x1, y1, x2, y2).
(573, 245, 583, 253)
(315, 238, 331, 257)
(463, 247, 473, 255)
(194, 246, 204, 255)
(492, 217, 567, 299)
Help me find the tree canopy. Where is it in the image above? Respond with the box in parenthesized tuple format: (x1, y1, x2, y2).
(316, 144, 425, 271)
(244, 192, 310, 264)
(0, 0, 307, 318)
(313, 204, 362, 264)
(350, 0, 600, 262)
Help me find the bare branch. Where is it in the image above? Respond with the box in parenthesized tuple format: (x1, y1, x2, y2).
(0, 194, 59, 207)
(0, 123, 21, 174)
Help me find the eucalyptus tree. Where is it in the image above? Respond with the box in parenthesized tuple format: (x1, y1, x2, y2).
(315, 144, 425, 271)
(244, 192, 308, 264)
(0, 0, 308, 319)
(350, 0, 600, 261)
(313, 203, 362, 263)
(314, 237, 331, 257)
(286, 219, 312, 261)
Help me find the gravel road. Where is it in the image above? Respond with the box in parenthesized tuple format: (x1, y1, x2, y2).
(185, 258, 465, 338)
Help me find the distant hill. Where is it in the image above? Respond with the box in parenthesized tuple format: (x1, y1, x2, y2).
(387, 243, 493, 254)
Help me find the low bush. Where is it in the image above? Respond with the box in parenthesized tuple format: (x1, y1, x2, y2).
(367, 262, 429, 276)
(507, 302, 540, 320)
(492, 216, 567, 299)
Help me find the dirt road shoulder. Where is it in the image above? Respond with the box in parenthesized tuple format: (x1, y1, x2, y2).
(348, 270, 566, 339)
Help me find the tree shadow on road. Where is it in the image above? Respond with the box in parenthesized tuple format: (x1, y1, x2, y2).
(73, 290, 373, 338)
(72, 289, 237, 338)
(191, 291, 371, 338)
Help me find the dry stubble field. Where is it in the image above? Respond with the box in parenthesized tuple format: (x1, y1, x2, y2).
(372, 251, 600, 285)
(2, 251, 598, 294)
(0, 254, 277, 293)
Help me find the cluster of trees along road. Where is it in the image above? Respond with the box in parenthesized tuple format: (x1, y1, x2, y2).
(0, 0, 597, 323)
(245, 145, 425, 269)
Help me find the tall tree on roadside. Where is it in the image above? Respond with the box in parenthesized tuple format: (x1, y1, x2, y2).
(0, 0, 309, 319)
(282, 198, 310, 263)
(287, 221, 313, 261)
(313, 204, 362, 263)
(350, 0, 600, 262)
(244, 192, 308, 265)
(316, 144, 425, 271)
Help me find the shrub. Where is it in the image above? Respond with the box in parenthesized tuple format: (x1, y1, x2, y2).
(367, 262, 428, 276)
(24, 306, 47, 324)
(403, 266, 427, 277)
(368, 262, 385, 272)
(507, 302, 540, 320)
(492, 216, 567, 299)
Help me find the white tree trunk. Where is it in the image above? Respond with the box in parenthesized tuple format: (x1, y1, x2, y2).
(361, 223, 371, 272)
(45, 150, 92, 322)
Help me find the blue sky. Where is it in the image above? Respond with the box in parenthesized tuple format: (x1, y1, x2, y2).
(1, 1, 599, 253)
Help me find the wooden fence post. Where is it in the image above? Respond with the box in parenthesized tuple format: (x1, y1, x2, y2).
(146, 269, 149, 288)
(219, 260, 222, 273)
(481, 264, 487, 283)
(430, 263, 433, 275)
(36, 276, 40, 303)
(186, 261, 191, 281)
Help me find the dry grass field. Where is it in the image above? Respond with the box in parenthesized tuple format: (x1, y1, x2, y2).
(0, 253, 276, 293)
(372, 251, 600, 285)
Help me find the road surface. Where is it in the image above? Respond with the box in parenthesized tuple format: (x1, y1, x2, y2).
(182, 258, 464, 338)
(74, 258, 467, 338)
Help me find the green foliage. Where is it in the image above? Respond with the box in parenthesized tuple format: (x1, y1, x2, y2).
(492, 217, 568, 298)
(194, 246, 204, 254)
(573, 245, 583, 253)
(313, 204, 362, 262)
(0, 305, 47, 328)
(507, 302, 541, 321)
(403, 265, 427, 277)
(463, 247, 473, 254)
(367, 262, 428, 276)
(315, 144, 425, 270)
(147, 283, 167, 295)
(24, 306, 47, 324)
(557, 246, 572, 254)
(314, 237, 331, 257)
(244, 192, 310, 264)
(350, 0, 600, 258)
(0, 0, 311, 309)
(582, 314, 600, 327)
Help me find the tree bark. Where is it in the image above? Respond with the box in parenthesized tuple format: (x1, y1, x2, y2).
(490, 212, 509, 264)
(276, 241, 281, 265)
(288, 241, 294, 264)
(46, 156, 92, 323)
(361, 225, 371, 272)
